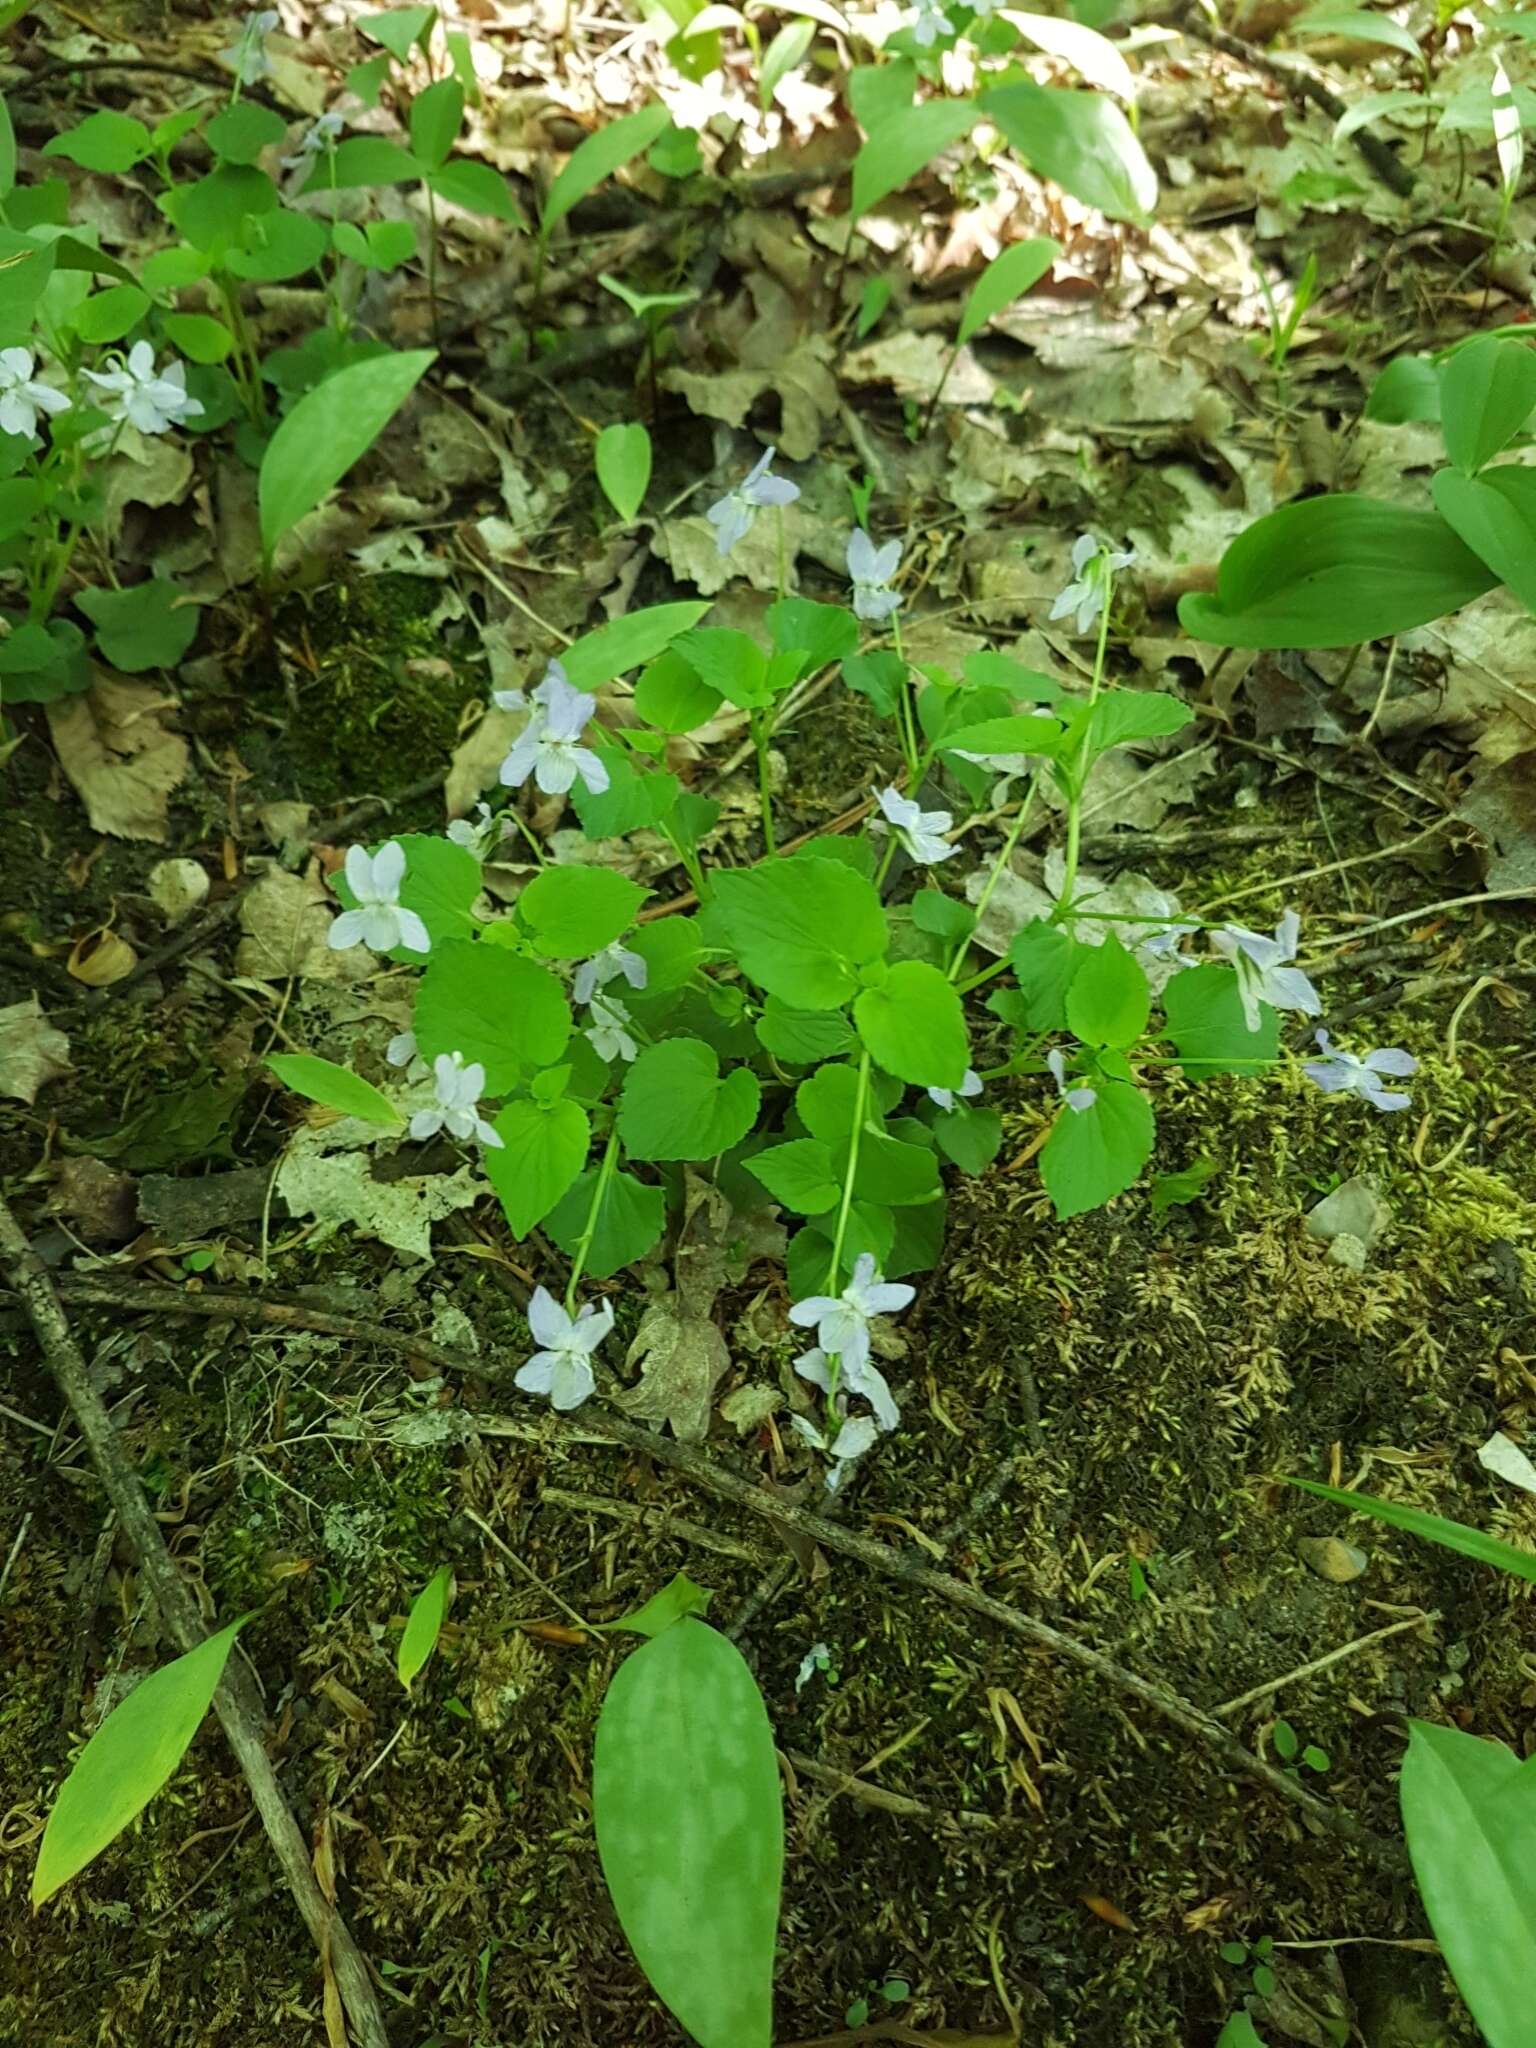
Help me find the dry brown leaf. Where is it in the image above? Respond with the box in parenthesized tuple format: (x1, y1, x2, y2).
(237, 868, 369, 982)
(662, 341, 838, 462)
(66, 926, 138, 986)
(46, 676, 188, 843)
(1456, 750, 1536, 893)
(446, 704, 522, 817)
(0, 996, 72, 1105)
(616, 1302, 731, 1442)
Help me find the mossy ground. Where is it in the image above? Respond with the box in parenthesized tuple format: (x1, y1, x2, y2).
(3, 592, 1534, 2048)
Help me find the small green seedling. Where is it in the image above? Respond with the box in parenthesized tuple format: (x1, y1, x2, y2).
(1220, 1933, 1278, 2001)
(845, 1976, 912, 2027)
(1271, 1717, 1331, 1775)
(397, 1564, 454, 1688)
(595, 421, 653, 524)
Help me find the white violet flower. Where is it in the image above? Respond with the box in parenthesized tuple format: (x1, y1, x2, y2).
(847, 528, 902, 623)
(223, 7, 279, 83)
(789, 1407, 879, 1489)
(1047, 1048, 1097, 1114)
(280, 108, 344, 170)
(409, 1051, 503, 1148)
(498, 671, 608, 797)
(789, 1253, 915, 1376)
(0, 348, 71, 441)
(82, 341, 204, 436)
(493, 656, 568, 717)
(928, 1068, 982, 1114)
(909, 0, 954, 47)
(796, 1343, 900, 1434)
(795, 1642, 834, 1692)
(573, 941, 648, 1006)
(515, 1285, 613, 1411)
(1303, 1029, 1416, 1113)
(584, 992, 638, 1063)
(1049, 533, 1134, 637)
(875, 785, 955, 866)
(327, 841, 430, 955)
(704, 446, 799, 557)
(446, 802, 507, 859)
(385, 1029, 419, 1069)
(1210, 909, 1321, 1034)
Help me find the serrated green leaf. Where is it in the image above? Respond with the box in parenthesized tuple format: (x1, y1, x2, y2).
(674, 628, 773, 710)
(1007, 922, 1082, 1031)
(796, 1062, 875, 1147)
(1039, 1076, 1153, 1219)
(634, 649, 723, 733)
(595, 421, 652, 523)
(413, 939, 570, 1093)
(1162, 964, 1278, 1078)
(1065, 934, 1150, 1049)
(541, 103, 672, 237)
(745, 1139, 840, 1214)
(546, 1165, 666, 1279)
(842, 649, 907, 718)
(266, 1053, 403, 1127)
(765, 597, 859, 670)
(205, 101, 287, 165)
(76, 579, 199, 672)
(519, 866, 647, 958)
(32, 1620, 247, 1904)
(854, 1128, 942, 1207)
(705, 856, 886, 1010)
(1079, 688, 1193, 757)
(593, 1619, 782, 2048)
(932, 1101, 1003, 1174)
(854, 960, 968, 1090)
(1149, 1156, 1218, 1217)
(754, 999, 857, 1065)
(259, 350, 434, 556)
(486, 1096, 590, 1236)
(619, 1039, 761, 1161)
(397, 1565, 453, 1688)
(43, 110, 151, 173)
(956, 236, 1059, 347)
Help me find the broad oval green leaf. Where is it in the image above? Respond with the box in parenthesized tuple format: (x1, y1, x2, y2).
(1039, 1073, 1153, 1219)
(1399, 1720, 1536, 2048)
(1438, 335, 1536, 475)
(1178, 495, 1499, 649)
(75, 578, 199, 672)
(266, 1052, 404, 1127)
(1298, 7, 1425, 67)
(593, 1618, 783, 2048)
(540, 103, 672, 237)
(1432, 467, 1536, 615)
(43, 109, 151, 174)
(303, 135, 422, 192)
(1065, 934, 1149, 1049)
(704, 855, 887, 1010)
(71, 283, 150, 343)
(956, 235, 1059, 347)
(851, 98, 976, 220)
(427, 157, 523, 223)
(545, 1164, 666, 1278)
(259, 349, 434, 556)
(359, 4, 436, 62)
(519, 865, 647, 957)
(1283, 1477, 1536, 1585)
(985, 81, 1156, 224)
(1000, 9, 1137, 100)
(413, 939, 571, 1093)
(561, 600, 710, 690)
(1364, 352, 1440, 423)
(486, 1096, 590, 1236)
(618, 1038, 761, 1161)
(397, 1564, 453, 1688)
(33, 1619, 247, 1905)
(595, 420, 652, 523)
(409, 78, 464, 170)
(854, 959, 969, 1090)
(1162, 963, 1278, 1078)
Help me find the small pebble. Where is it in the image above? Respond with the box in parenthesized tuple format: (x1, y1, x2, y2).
(1297, 1535, 1369, 1584)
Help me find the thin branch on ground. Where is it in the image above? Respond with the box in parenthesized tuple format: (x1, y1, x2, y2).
(0, 1199, 391, 2048)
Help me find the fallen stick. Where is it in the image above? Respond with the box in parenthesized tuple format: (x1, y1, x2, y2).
(0, 1200, 391, 2048)
(34, 1271, 1406, 1867)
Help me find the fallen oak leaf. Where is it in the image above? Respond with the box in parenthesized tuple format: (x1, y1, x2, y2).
(0, 996, 72, 1105)
(45, 674, 188, 843)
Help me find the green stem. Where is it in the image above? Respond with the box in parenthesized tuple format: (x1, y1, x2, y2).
(825, 1050, 871, 1293)
(425, 179, 441, 346)
(921, 343, 957, 438)
(774, 503, 787, 602)
(890, 613, 920, 779)
(660, 818, 707, 901)
(947, 775, 1040, 982)
(565, 1127, 619, 1311)
(1053, 568, 1115, 925)
(752, 710, 776, 854)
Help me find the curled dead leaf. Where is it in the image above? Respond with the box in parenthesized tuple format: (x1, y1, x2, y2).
(66, 926, 138, 987)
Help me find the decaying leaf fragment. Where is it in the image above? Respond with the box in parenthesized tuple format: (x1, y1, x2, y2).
(0, 997, 73, 1105)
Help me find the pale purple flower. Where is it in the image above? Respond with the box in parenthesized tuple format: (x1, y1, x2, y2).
(327, 841, 430, 954)
(280, 108, 344, 170)
(847, 528, 902, 622)
(409, 1051, 502, 1148)
(795, 1642, 833, 1691)
(705, 446, 799, 556)
(1303, 1029, 1416, 1113)
(928, 1068, 982, 1114)
(796, 1343, 900, 1433)
(584, 992, 637, 1063)
(875, 784, 954, 865)
(573, 941, 648, 1006)
(498, 672, 609, 797)
(0, 348, 70, 441)
(223, 8, 279, 83)
(909, 0, 954, 47)
(514, 1285, 613, 1411)
(385, 1029, 424, 1076)
(788, 1253, 915, 1375)
(1047, 1048, 1097, 1114)
(1211, 909, 1321, 1034)
(788, 1406, 879, 1489)
(82, 342, 203, 435)
(1049, 533, 1133, 636)
(446, 802, 507, 859)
